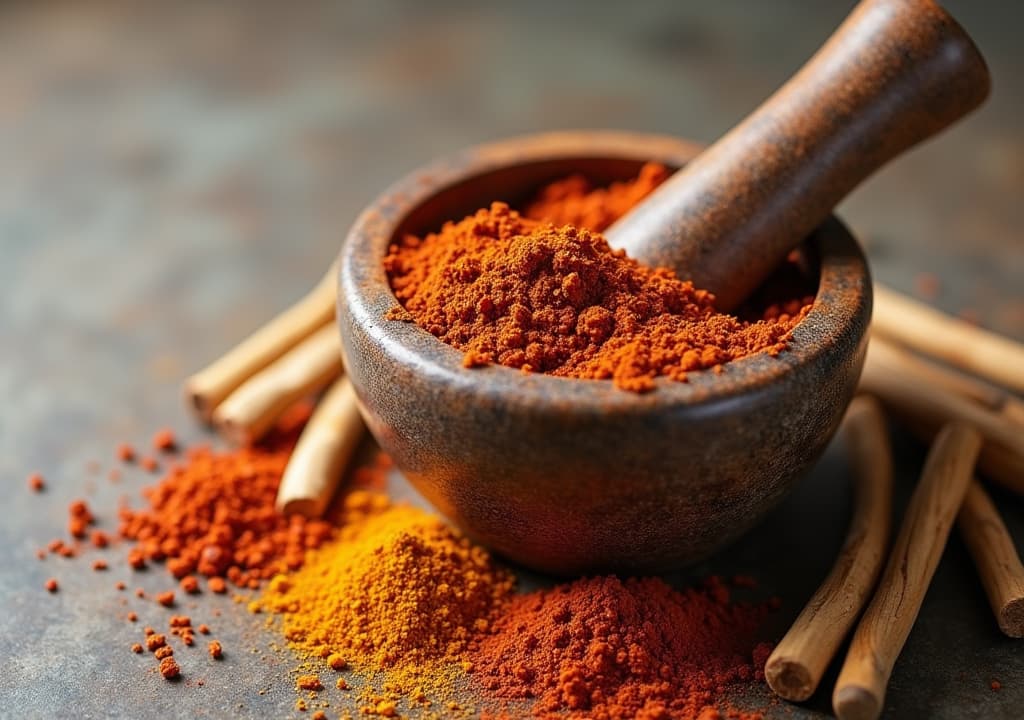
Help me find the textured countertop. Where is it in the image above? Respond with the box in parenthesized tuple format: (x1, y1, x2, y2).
(1, 1, 1021, 718)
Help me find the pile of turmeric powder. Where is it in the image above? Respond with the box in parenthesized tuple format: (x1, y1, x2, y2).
(260, 495, 514, 712)
(385, 164, 811, 391)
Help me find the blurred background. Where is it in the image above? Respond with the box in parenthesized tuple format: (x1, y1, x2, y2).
(2, 1, 1020, 360)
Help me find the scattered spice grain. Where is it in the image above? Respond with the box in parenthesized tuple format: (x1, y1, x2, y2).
(159, 656, 180, 680)
(152, 428, 177, 452)
(44, 578, 58, 593)
(180, 575, 200, 594)
(28, 473, 45, 492)
(127, 612, 138, 622)
(146, 634, 167, 651)
(140, 456, 159, 473)
(131, 643, 143, 654)
(92, 559, 108, 571)
(156, 591, 175, 607)
(296, 675, 323, 691)
(155, 646, 174, 661)
(208, 640, 223, 659)
(117, 444, 136, 462)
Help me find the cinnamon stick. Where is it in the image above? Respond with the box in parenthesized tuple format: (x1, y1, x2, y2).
(276, 378, 365, 518)
(766, 396, 893, 701)
(184, 261, 338, 421)
(860, 352, 1024, 495)
(833, 423, 982, 720)
(866, 336, 1012, 412)
(957, 480, 1024, 638)
(873, 284, 1024, 394)
(212, 325, 343, 446)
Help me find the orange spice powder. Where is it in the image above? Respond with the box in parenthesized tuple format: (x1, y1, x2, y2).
(386, 201, 809, 391)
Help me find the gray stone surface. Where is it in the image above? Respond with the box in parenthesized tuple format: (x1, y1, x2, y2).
(0, 1, 1021, 718)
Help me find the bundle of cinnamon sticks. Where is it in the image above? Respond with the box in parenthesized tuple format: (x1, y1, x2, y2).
(185, 264, 1023, 720)
(767, 286, 1024, 720)
(183, 261, 364, 517)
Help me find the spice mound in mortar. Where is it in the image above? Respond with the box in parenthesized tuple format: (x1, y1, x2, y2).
(385, 171, 811, 391)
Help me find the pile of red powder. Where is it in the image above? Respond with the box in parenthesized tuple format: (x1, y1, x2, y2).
(473, 575, 774, 720)
(386, 200, 809, 392)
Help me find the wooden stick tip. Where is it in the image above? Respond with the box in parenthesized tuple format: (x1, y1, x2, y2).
(213, 416, 253, 448)
(764, 657, 815, 702)
(834, 685, 881, 720)
(278, 497, 323, 519)
(999, 596, 1024, 639)
(183, 382, 214, 423)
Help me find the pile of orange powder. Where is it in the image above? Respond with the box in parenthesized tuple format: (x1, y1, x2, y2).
(385, 163, 812, 391)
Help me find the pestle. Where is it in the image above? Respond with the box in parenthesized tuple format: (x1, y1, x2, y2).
(605, 0, 990, 311)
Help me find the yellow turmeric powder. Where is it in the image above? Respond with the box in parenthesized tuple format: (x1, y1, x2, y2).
(262, 491, 514, 703)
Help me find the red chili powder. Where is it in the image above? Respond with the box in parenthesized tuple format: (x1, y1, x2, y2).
(116, 408, 331, 588)
(470, 575, 773, 720)
(386, 202, 808, 391)
(522, 162, 670, 233)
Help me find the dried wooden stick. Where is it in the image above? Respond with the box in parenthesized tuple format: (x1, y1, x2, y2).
(184, 261, 338, 421)
(276, 378, 365, 518)
(833, 423, 982, 720)
(866, 336, 1011, 412)
(859, 354, 1024, 495)
(958, 479, 1024, 638)
(1003, 397, 1024, 427)
(765, 396, 893, 701)
(873, 284, 1024, 394)
(212, 324, 343, 446)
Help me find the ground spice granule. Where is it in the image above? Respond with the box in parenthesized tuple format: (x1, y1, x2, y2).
(28, 473, 45, 492)
(386, 200, 809, 392)
(117, 443, 136, 462)
(297, 674, 323, 691)
(263, 496, 514, 701)
(44, 578, 58, 593)
(208, 640, 223, 659)
(470, 575, 773, 720)
(146, 634, 167, 651)
(154, 646, 174, 661)
(152, 428, 176, 452)
(159, 656, 180, 680)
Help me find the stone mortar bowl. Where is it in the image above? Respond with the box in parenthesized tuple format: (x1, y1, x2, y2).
(338, 131, 871, 575)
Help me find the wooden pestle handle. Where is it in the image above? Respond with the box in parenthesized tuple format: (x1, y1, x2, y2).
(606, 0, 990, 311)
